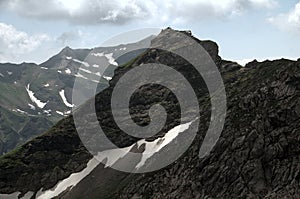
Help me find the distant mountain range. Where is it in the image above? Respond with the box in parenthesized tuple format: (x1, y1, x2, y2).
(0, 28, 298, 198)
(0, 36, 153, 155)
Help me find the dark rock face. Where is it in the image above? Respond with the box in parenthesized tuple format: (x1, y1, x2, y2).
(0, 117, 92, 195)
(0, 28, 299, 199)
(118, 59, 300, 199)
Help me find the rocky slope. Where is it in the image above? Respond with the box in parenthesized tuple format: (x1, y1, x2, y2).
(0, 28, 299, 199)
(118, 59, 300, 198)
(0, 36, 152, 155)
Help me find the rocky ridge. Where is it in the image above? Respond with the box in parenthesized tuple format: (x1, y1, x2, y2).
(0, 28, 299, 199)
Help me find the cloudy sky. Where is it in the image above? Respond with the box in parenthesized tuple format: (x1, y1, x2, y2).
(0, 0, 300, 65)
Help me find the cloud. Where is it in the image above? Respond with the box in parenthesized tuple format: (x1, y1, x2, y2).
(1, 0, 150, 25)
(158, 0, 277, 24)
(268, 1, 300, 33)
(1, 0, 277, 25)
(0, 22, 50, 62)
(57, 30, 83, 46)
(0, 22, 49, 52)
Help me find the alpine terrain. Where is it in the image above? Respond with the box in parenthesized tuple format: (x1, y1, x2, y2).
(0, 36, 153, 155)
(0, 28, 299, 199)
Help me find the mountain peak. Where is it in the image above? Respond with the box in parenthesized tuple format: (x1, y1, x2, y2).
(152, 27, 221, 66)
(162, 27, 192, 36)
(60, 46, 74, 54)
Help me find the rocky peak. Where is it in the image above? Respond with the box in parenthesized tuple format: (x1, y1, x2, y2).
(59, 46, 73, 55)
(151, 28, 222, 67)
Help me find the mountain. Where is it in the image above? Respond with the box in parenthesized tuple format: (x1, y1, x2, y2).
(0, 36, 153, 155)
(0, 28, 299, 199)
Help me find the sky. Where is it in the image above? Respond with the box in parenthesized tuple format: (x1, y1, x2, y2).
(0, 0, 300, 65)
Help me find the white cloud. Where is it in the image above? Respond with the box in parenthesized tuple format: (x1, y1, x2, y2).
(248, 0, 277, 8)
(155, 0, 277, 24)
(0, 22, 50, 62)
(57, 30, 83, 45)
(2, 0, 149, 25)
(0, 22, 49, 52)
(1, 0, 277, 25)
(0, 0, 280, 63)
(268, 1, 300, 33)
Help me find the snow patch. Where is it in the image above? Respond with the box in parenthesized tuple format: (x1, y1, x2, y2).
(43, 109, 51, 114)
(91, 52, 104, 57)
(57, 70, 62, 74)
(16, 109, 27, 115)
(55, 110, 71, 116)
(43, 110, 51, 116)
(73, 59, 89, 67)
(36, 146, 131, 199)
(56, 111, 64, 116)
(36, 157, 100, 199)
(92, 52, 118, 66)
(41, 67, 48, 70)
(0, 73, 4, 77)
(104, 53, 118, 66)
(66, 56, 72, 60)
(59, 90, 74, 108)
(35, 120, 195, 198)
(79, 68, 92, 74)
(65, 68, 71, 74)
(97, 146, 132, 168)
(92, 64, 99, 68)
(28, 103, 36, 110)
(135, 120, 194, 168)
(103, 76, 112, 81)
(74, 73, 88, 80)
(65, 110, 71, 115)
(7, 71, 12, 75)
(43, 83, 49, 87)
(25, 84, 48, 109)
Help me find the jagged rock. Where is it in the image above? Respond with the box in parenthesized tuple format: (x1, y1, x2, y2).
(222, 62, 242, 72)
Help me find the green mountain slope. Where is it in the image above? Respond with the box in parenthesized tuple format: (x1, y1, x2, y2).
(0, 36, 153, 155)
